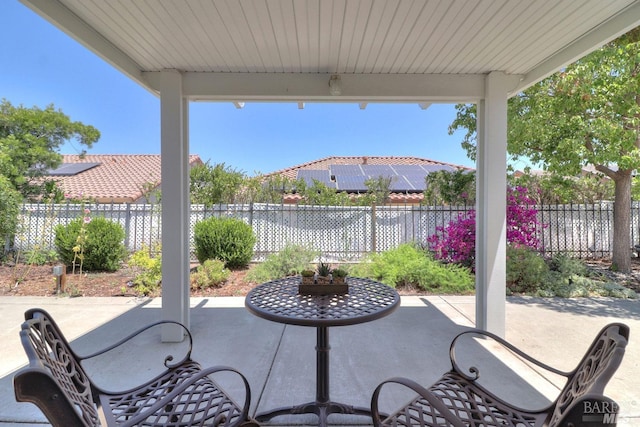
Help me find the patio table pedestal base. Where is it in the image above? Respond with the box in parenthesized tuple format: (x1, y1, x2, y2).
(246, 277, 399, 427)
(255, 326, 373, 427)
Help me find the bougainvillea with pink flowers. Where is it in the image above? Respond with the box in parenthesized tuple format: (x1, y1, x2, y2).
(428, 186, 544, 270)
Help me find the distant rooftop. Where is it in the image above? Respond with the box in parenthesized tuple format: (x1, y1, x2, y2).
(268, 156, 473, 204)
(47, 154, 203, 203)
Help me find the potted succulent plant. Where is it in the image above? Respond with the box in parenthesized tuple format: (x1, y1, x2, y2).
(298, 260, 349, 295)
(316, 261, 332, 285)
(301, 269, 315, 285)
(331, 267, 348, 285)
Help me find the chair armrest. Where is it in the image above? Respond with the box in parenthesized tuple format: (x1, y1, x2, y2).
(78, 320, 193, 369)
(115, 365, 252, 427)
(371, 377, 467, 427)
(449, 329, 571, 381)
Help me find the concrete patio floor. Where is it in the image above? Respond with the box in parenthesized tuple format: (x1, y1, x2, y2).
(0, 294, 638, 426)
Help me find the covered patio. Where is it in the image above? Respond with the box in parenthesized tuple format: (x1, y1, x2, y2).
(18, 0, 640, 340)
(1, 295, 639, 426)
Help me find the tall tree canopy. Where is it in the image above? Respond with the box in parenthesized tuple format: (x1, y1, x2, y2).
(190, 162, 246, 206)
(449, 28, 640, 272)
(0, 100, 100, 198)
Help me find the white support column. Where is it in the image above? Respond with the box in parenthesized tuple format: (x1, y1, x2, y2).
(475, 71, 509, 337)
(160, 69, 190, 341)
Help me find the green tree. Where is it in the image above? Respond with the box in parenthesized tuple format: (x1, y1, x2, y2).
(449, 28, 640, 272)
(0, 100, 100, 199)
(424, 169, 476, 205)
(0, 175, 21, 248)
(190, 162, 245, 206)
(363, 175, 393, 205)
(243, 174, 298, 203)
(509, 173, 614, 204)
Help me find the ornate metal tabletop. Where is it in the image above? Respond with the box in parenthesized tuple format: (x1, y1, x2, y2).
(245, 276, 400, 327)
(244, 276, 400, 427)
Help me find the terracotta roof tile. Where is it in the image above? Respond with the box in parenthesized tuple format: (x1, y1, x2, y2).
(50, 154, 203, 203)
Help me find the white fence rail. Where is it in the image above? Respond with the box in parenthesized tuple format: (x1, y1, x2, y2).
(8, 201, 640, 261)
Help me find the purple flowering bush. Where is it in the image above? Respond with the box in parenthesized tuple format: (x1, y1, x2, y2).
(428, 186, 543, 270)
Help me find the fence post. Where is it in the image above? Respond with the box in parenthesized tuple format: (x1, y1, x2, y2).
(371, 204, 377, 253)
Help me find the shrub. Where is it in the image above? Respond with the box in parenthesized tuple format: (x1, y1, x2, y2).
(55, 217, 126, 272)
(191, 259, 230, 290)
(246, 243, 319, 283)
(548, 252, 588, 276)
(428, 186, 544, 270)
(541, 269, 637, 299)
(129, 244, 162, 295)
(22, 246, 58, 266)
(193, 217, 255, 268)
(598, 282, 637, 299)
(505, 245, 548, 294)
(352, 244, 474, 293)
(428, 210, 476, 269)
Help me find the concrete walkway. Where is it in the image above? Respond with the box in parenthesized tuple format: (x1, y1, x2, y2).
(0, 295, 638, 426)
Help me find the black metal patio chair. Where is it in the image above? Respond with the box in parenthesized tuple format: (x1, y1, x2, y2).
(14, 308, 259, 427)
(372, 323, 629, 427)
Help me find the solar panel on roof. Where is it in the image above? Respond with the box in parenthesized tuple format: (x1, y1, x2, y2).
(297, 170, 331, 180)
(297, 170, 336, 188)
(308, 179, 336, 188)
(390, 176, 413, 191)
(389, 165, 424, 174)
(48, 162, 101, 176)
(312, 163, 467, 194)
(362, 165, 394, 176)
(405, 175, 427, 191)
(336, 175, 369, 191)
(330, 165, 364, 176)
(300, 178, 337, 189)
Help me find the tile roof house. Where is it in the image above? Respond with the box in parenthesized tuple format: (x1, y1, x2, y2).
(267, 156, 474, 204)
(47, 154, 204, 203)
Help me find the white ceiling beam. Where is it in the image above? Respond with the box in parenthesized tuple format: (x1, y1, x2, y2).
(143, 72, 508, 103)
(20, 0, 151, 94)
(516, 1, 640, 93)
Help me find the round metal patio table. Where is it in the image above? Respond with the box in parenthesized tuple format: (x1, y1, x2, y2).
(245, 276, 400, 427)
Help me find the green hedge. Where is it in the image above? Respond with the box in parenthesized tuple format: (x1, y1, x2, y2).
(55, 217, 127, 272)
(193, 217, 255, 268)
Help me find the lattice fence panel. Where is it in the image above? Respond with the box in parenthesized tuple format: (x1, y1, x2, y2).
(249, 204, 370, 262)
(632, 201, 640, 251)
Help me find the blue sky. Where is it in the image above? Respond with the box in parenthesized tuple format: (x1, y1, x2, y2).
(2, 1, 476, 176)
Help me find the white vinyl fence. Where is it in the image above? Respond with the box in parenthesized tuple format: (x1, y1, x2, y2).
(8, 201, 640, 261)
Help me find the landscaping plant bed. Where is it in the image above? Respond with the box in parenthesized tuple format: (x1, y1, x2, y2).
(1, 258, 640, 298)
(0, 264, 255, 298)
